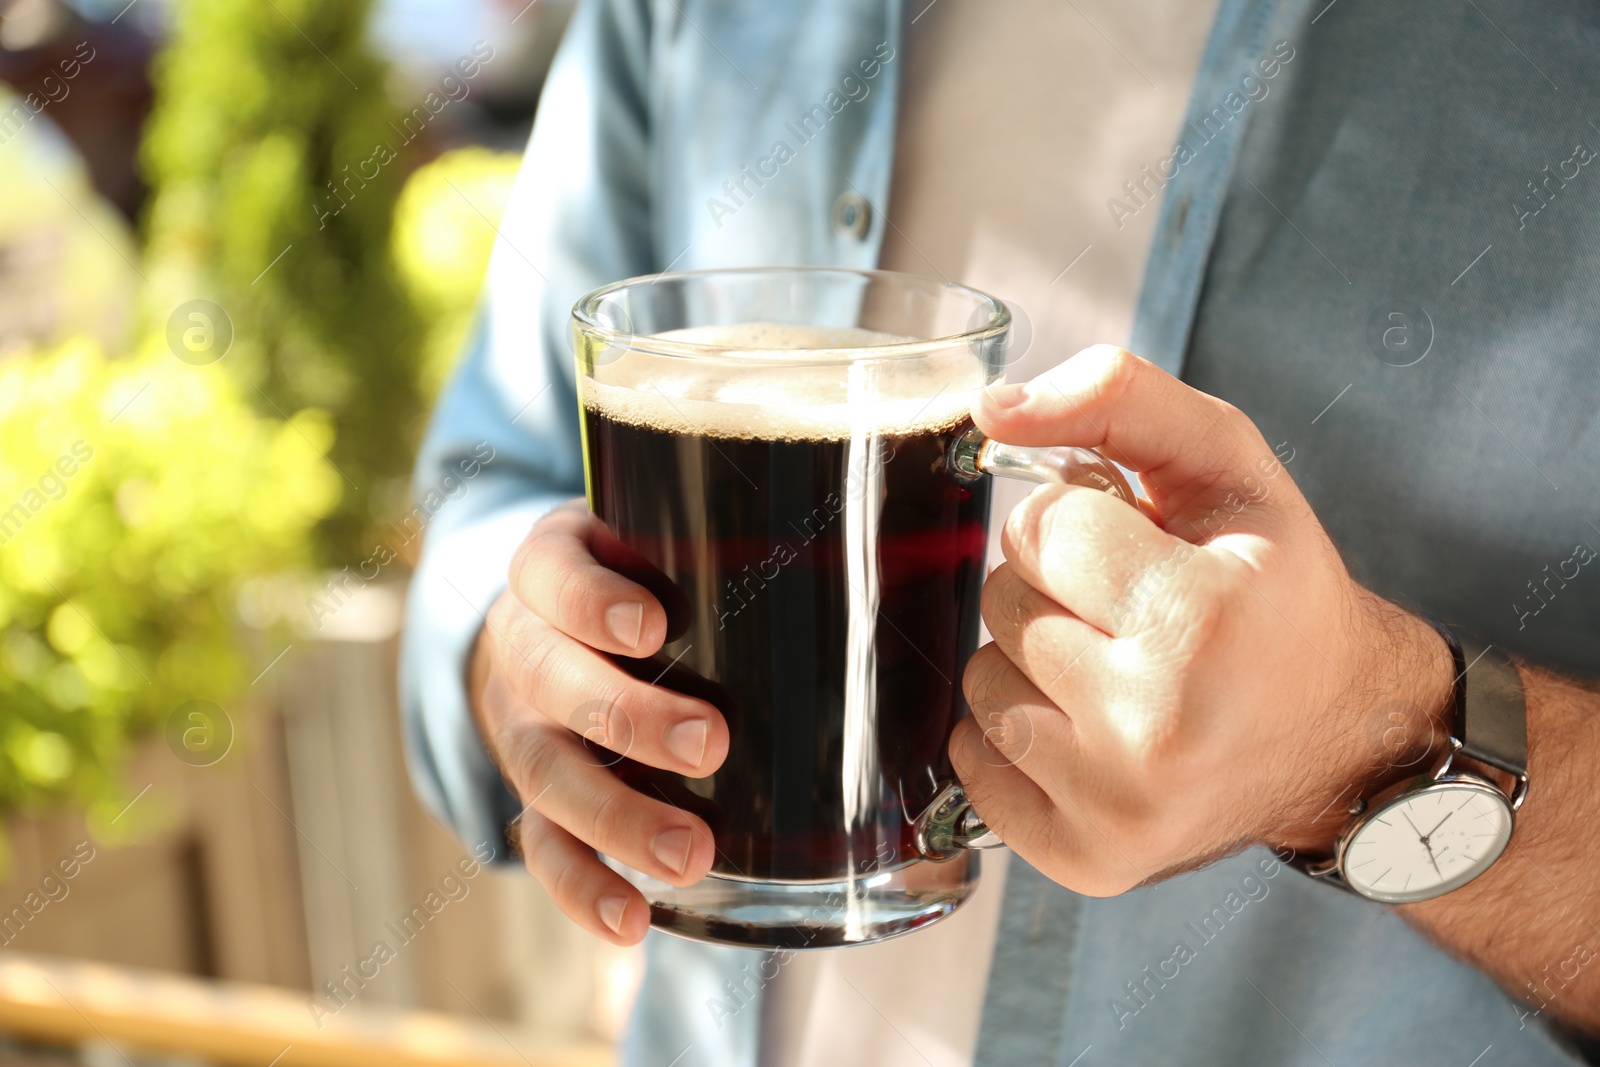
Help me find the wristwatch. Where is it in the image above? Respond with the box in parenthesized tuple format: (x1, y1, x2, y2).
(1296, 628, 1529, 904)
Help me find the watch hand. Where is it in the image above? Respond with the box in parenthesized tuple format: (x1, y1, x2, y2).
(1423, 809, 1457, 840)
(1402, 810, 1445, 878)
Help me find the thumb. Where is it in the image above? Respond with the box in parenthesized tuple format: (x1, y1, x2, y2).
(972, 345, 1289, 533)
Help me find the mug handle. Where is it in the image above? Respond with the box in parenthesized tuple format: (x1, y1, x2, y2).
(915, 427, 1139, 861)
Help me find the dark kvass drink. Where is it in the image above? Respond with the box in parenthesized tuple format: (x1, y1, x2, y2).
(580, 324, 992, 883)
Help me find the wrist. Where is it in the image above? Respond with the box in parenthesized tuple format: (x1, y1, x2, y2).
(1369, 608, 1458, 786)
(1279, 600, 1457, 856)
(467, 621, 503, 754)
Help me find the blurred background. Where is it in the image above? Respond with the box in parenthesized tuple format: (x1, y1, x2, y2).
(0, 1, 634, 1063)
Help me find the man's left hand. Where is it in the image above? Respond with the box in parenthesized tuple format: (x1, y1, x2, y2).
(953, 345, 1456, 894)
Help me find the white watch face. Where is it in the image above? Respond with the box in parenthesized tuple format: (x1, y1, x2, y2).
(1340, 779, 1513, 903)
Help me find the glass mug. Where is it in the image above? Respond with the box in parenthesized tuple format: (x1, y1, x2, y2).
(571, 267, 1133, 948)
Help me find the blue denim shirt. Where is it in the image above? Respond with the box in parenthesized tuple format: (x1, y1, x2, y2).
(401, 0, 1599, 1062)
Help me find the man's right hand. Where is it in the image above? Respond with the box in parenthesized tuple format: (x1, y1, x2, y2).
(469, 500, 727, 944)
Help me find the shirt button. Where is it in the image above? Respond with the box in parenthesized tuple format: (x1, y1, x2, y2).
(831, 192, 872, 240)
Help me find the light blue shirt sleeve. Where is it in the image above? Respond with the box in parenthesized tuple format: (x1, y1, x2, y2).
(398, 0, 657, 861)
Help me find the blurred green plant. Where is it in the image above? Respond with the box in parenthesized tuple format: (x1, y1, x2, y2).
(140, 0, 423, 560)
(392, 146, 521, 401)
(0, 340, 338, 824)
(0, 5, 523, 836)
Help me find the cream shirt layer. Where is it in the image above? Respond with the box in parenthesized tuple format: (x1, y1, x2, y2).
(762, 2, 1221, 1065)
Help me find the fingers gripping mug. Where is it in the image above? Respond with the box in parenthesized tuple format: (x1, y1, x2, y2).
(572, 268, 1134, 948)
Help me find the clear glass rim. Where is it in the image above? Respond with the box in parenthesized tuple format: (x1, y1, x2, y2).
(571, 266, 1010, 366)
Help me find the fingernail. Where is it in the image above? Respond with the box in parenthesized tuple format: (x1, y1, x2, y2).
(667, 718, 709, 770)
(598, 895, 629, 936)
(605, 602, 644, 650)
(983, 382, 1030, 409)
(651, 826, 695, 877)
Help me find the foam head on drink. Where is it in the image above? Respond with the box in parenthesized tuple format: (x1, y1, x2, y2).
(581, 322, 984, 441)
